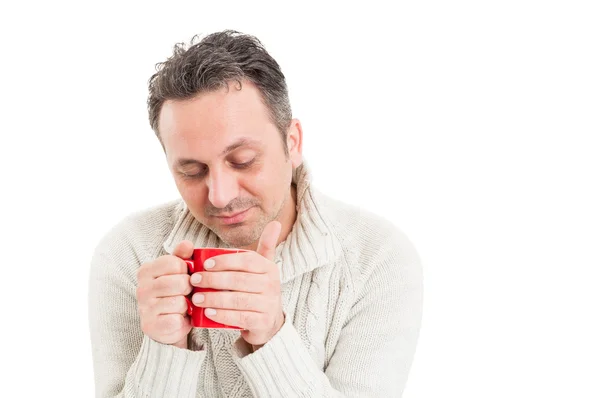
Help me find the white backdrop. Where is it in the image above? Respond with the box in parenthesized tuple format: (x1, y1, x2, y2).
(1, 1, 599, 397)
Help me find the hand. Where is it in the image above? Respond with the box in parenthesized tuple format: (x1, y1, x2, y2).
(190, 221, 284, 346)
(136, 240, 194, 349)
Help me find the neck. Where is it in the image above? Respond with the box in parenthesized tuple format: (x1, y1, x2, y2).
(277, 184, 298, 245)
(242, 184, 297, 252)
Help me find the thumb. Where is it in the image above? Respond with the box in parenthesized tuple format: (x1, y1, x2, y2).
(172, 240, 194, 260)
(256, 220, 282, 261)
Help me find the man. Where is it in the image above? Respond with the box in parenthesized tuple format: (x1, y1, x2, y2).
(89, 30, 423, 397)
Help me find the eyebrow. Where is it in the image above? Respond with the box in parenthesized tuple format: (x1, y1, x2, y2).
(174, 137, 260, 168)
(220, 137, 260, 156)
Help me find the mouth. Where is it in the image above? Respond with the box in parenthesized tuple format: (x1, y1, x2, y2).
(214, 207, 254, 225)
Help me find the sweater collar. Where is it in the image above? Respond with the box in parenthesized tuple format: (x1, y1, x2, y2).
(162, 162, 343, 283)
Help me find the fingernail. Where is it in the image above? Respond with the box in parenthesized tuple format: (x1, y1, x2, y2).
(205, 308, 217, 316)
(204, 259, 215, 269)
(193, 294, 204, 304)
(191, 273, 202, 284)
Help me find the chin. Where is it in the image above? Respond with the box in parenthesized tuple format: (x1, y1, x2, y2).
(214, 224, 261, 248)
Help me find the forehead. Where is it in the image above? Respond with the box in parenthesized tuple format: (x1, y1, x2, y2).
(158, 81, 278, 160)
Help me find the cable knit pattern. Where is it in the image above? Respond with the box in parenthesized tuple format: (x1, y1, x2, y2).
(88, 163, 423, 397)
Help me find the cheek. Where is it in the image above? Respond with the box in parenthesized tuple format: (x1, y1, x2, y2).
(241, 169, 278, 202)
(177, 182, 208, 206)
(258, 166, 289, 202)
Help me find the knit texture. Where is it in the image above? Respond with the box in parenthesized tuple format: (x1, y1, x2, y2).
(88, 163, 423, 397)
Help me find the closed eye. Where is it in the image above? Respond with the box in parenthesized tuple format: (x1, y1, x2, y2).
(179, 171, 206, 179)
(229, 159, 255, 169)
(178, 164, 208, 179)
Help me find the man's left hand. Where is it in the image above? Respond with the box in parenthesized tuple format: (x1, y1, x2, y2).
(190, 220, 284, 347)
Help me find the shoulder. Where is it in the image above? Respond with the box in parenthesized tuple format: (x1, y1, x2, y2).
(316, 190, 422, 285)
(317, 191, 419, 260)
(92, 199, 183, 266)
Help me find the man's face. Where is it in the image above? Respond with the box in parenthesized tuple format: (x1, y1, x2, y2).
(159, 81, 302, 248)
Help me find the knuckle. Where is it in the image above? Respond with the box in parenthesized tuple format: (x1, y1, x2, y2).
(170, 256, 187, 274)
(239, 312, 256, 329)
(173, 296, 187, 312)
(155, 257, 171, 271)
(172, 315, 184, 330)
(238, 311, 247, 327)
(233, 273, 247, 287)
(153, 277, 167, 293)
(136, 284, 148, 302)
(137, 300, 149, 316)
(235, 294, 250, 311)
(163, 296, 177, 309)
(181, 275, 192, 294)
(177, 276, 190, 294)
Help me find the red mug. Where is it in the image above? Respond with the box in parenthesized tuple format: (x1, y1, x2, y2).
(184, 248, 247, 329)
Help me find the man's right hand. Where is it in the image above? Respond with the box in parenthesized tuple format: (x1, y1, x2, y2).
(136, 240, 194, 349)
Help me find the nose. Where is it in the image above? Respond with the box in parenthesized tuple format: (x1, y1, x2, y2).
(206, 168, 239, 209)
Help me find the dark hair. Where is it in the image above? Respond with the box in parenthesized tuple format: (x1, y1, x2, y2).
(147, 30, 292, 155)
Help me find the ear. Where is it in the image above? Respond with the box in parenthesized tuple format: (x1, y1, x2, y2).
(286, 118, 303, 168)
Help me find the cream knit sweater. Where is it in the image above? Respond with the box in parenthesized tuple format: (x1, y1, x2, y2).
(88, 163, 423, 397)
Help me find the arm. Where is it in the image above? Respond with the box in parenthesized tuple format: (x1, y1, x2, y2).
(88, 238, 206, 397)
(231, 232, 424, 397)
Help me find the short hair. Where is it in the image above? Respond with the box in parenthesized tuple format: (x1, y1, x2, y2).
(147, 30, 292, 155)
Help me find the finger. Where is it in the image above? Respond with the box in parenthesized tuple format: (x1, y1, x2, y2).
(191, 291, 270, 312)
(202, 252, 270, 274)
(153, 296, 189, 315)
(256, 221, 281, 261)
(193, 271, 267, 294)
(157, 313, 192, 337)
(153, 274, 192, 297)
(172, 240, 194, 260)
(138, 256, 190, 280)
(204, 308, 269, 330)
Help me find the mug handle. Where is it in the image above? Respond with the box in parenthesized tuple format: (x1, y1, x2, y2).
(184, 297, 193, 316)
(184, 260, 195, 316)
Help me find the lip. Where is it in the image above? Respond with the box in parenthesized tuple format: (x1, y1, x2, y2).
(215, 207, 253, 225)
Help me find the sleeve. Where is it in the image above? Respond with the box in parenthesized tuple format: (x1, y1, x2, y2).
(231, 231, 424, 397)
(88, 235, 206, 397)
